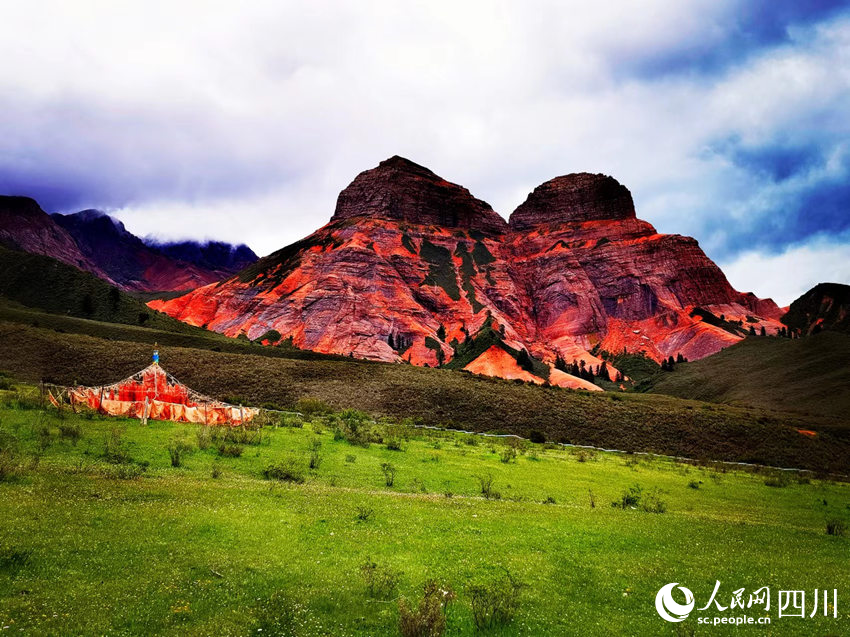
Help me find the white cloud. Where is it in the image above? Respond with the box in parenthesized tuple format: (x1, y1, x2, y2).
(0, 0, 848, 292)
(720, 235, 850, 306)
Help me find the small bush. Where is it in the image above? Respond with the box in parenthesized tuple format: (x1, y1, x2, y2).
(295, 397, 332, 417)
(764, 472, 791, 488)
(211, 463, 223, 479)
(499, 446, 517, 464)
(263, 457, 305, 483)
(278, 413, 303, 428)
(399, 580, 456, 637)
(528, 430, 546, 444)
(103, 428, 131, 464)
(217, 443, 244, 458)
(309, 438, 322, 470)
(542, 496, 556, 505)
(360, 558, 398, 598)
(0, 450, 21, 482)
(641, 488, 668, 514)
(572, 449, 597, 463)
(613, 485, 642, 509)
(253, 590, 302, 636)
(826, 519, 846, 537)
(381, 462, 396, 487)
(168, 438, 193, 468)
(478, 473, 500, 500)
(345, 454, 356, 463)
(612, 485, 667, 513)
(196, 426, 212, 450)
(385, 437, 404, 451)
(469, 570, 523, 631)
(58, 422, 82, 445)
(688, 480, 702, 489)
(218, 425, 263, 446)
(356, 505, 374, 522)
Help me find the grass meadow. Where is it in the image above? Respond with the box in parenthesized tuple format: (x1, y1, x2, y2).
(0, 384, 848, 635)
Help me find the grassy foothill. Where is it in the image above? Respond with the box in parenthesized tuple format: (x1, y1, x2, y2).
(0, 382, 848, 636)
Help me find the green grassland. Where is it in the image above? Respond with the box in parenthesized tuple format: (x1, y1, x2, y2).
(0, 382, 848, 636)
(1, 313, 848, 473)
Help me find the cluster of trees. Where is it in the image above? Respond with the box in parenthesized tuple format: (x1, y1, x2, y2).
(660, 353, 686, 371)
(386, 332, 414, 353)
(746, 324, 801, 338)
(554, 355, 623, 383)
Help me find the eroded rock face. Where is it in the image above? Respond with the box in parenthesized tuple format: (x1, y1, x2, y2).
(509, 173, 635, 230)
(151, 157, 783, 378)
(333, 156, 508, 235)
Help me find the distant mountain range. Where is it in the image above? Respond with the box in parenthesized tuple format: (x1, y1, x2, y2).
(0, 195, 256, 292)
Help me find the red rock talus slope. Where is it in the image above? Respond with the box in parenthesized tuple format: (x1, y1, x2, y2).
(150, 156, 783, 381)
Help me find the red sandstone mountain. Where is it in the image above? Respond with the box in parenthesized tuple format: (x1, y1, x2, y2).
(150, 156, 782, 383)
(0, 196, 256, 292)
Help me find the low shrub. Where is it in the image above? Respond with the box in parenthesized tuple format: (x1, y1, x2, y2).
(826, 519, 846, 537)
(360, 558, 398, 598)
(356, 505, 375, 522)
(528, 430, 546, 444)
(469, 570, 523, 631)
(103, 428, 131, 464)
(612, 485, 667, 513)
(499, 446, 517, 464)
(196, 426, 212, 450)
(278, 413, 303, 428)
(295, 397, 332, 417)
(399, 580, 456, 637)
(381, 462, 396, 487)
(764, 472, 791, 488)
(345, 454, 356, 463)
(217, 443, 244, 458)
(58, 422, 82, 445)
(263, 457, 305, 483)
(253, 590, 301, 636)
(211, 463, 223, 479)
(478, 473, 500, 500)
(216, 425, 263, 446)
(612, 485, 642, 509)
(0, 450, 21, 482)
(309, 438, 322, 470)
(572, 449, 597, 463)
(168, 438, 193, 468)
(688, 480, 702, 489)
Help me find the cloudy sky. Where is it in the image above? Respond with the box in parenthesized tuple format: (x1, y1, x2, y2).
(1, 1, 849, 305)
